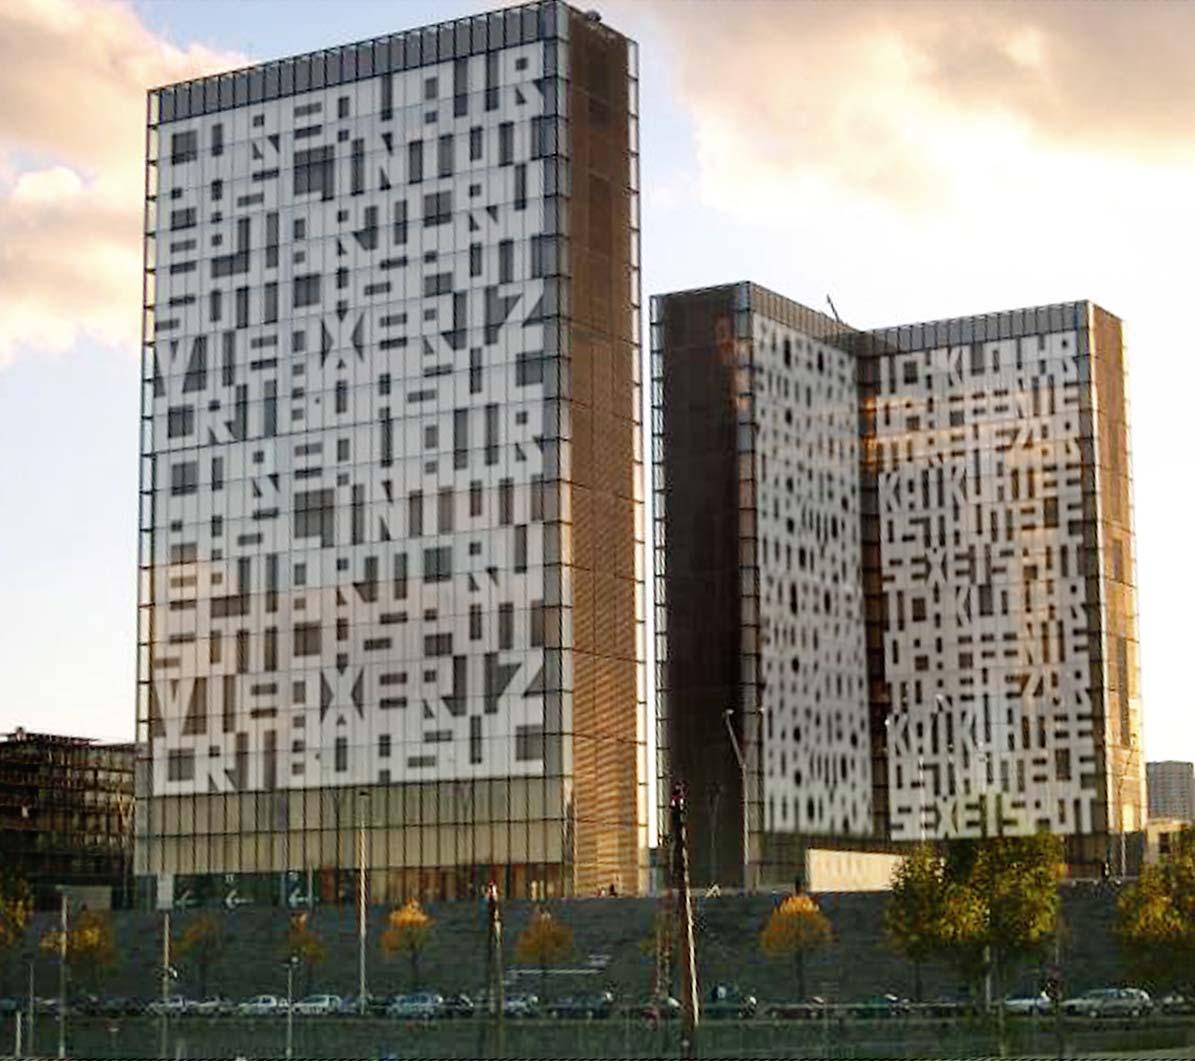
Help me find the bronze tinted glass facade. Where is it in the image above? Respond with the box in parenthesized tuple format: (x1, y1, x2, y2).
(651, 285, 750, 887)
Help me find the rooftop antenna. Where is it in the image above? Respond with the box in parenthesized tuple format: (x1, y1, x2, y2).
(826, 295, 843, 325)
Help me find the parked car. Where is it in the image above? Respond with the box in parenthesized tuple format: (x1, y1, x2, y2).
(440, 993, 475, 1019)
(338, 992, 386, 1016)
(1095, 988, 1153, 1018)
(1161, 993, 1193, 1015)
(764, 1000, 826, 1020)
(1064, 987, 1151, 1019)
(1063, 989, 1108, 1017)
(189, 996, 234, 1016)
(548, 991, 615, 1019)
(146, 995, 190, 1016)
(74, 993, 103, 1015)
(705, 984, 757, 1020)
(238, 994, 287, 1016)
(633, 995, 681, 1021)
(851, 994, 912, 1019)
(385, 993, 445, 1020)
(1003, 992, 1051, 1016)
(292, 993, 343, 1016)
(503, 993, 540, 1019)
(0, 998, 20, 1015)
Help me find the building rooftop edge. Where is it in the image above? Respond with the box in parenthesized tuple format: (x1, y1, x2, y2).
(148, 1, 629, 102)
(652, 282, 850, 331)
(653, 288, 1122, 343)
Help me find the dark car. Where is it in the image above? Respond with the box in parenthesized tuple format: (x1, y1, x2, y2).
(851, 994, 911, 1019)
(440, 993, 475, 1019)
(764, 999, 826, 1020)
(0, 998, 21, 1015)
(634, 995, 681, 1021)
(548, 991, 615, 1020)
(705, 984, 757, 1020)
(74, 993, 103, 1015)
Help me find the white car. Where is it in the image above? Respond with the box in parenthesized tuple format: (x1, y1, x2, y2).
(238, 995, 287, 1016)
(1094, 988, 1152, 1018)
(1064, 987, 1152, 1018)
(292, 994, 343, 1016)
(385, 993, 444, 1019)
(1003, 992, 1050, 1016)
(146, 995, 189, 1016)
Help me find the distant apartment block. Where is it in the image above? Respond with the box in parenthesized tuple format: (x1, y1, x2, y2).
(653, 285, 1143, 882)
(1147, 761, 1195, 821)
(0, 729, 134, 908)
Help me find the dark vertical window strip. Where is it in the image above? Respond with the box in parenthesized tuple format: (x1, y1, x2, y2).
(485, 403, 498, 465)
(380, 407, 393, 467)
(351, 138, 365, 195)
(265, 211, 279, 267)
(454, 57, 468, 117)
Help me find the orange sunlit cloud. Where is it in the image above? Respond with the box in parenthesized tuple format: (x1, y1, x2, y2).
(0, 0, 245, 363)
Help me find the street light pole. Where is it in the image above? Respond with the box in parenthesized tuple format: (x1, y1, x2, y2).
(160, 910, 171, 1059)
(917, 754, 926, 844)
(357, 789, 368, 1015)
(285, 956, 297, 1059)
(722, 710, 749, 892)
(26, 958, 35, 1056)
(57, 891, 67, 1060)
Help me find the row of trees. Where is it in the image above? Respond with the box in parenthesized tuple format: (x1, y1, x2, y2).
(6, 830, 1195, 1004)
(1116, 828, 1195, 998)
(883, 829, 1195, 1004)
(0, 895, 573, 1000)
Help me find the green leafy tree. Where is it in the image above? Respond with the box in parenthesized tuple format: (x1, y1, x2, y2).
(884, 844, 954, 1001)
(759, 894, 832, 1000)
(941, 834, 1064, 1001)
(380, 899, 434, 990)
(284, 912, 326, 996)
(1117, 827, 1195, 996)
(0, 873, 32, 994)
(514, 907, 573, 1001)
(884, 835, 1063, 1011)
(176, 913, 224, 997)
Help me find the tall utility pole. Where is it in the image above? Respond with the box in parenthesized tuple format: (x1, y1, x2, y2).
(26, 958, 35, 1056)
(57, 891, 67, 1060)
(482, 882, 505, 1059)
(357, 790, 369, 1014)
(284, 955, 297, 1059)
(160, 911, 171, 1059)
(670, 783, 699, 1059)
(722, 709, 749, 892)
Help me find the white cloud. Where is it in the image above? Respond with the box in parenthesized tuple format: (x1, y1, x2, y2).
(0, 0, 245, 363)
(632, 0, 1195, 759)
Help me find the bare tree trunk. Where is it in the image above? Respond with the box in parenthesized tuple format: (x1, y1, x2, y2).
(913, 960, 922, 1004)
(796, 952, 806, 1001)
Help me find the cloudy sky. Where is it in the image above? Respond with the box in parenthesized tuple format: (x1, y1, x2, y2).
(0, 0, 1190, 765)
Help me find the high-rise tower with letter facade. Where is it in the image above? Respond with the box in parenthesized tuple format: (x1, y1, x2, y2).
(654, 285, 1142, 882)
(135, 1, 645, 908)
